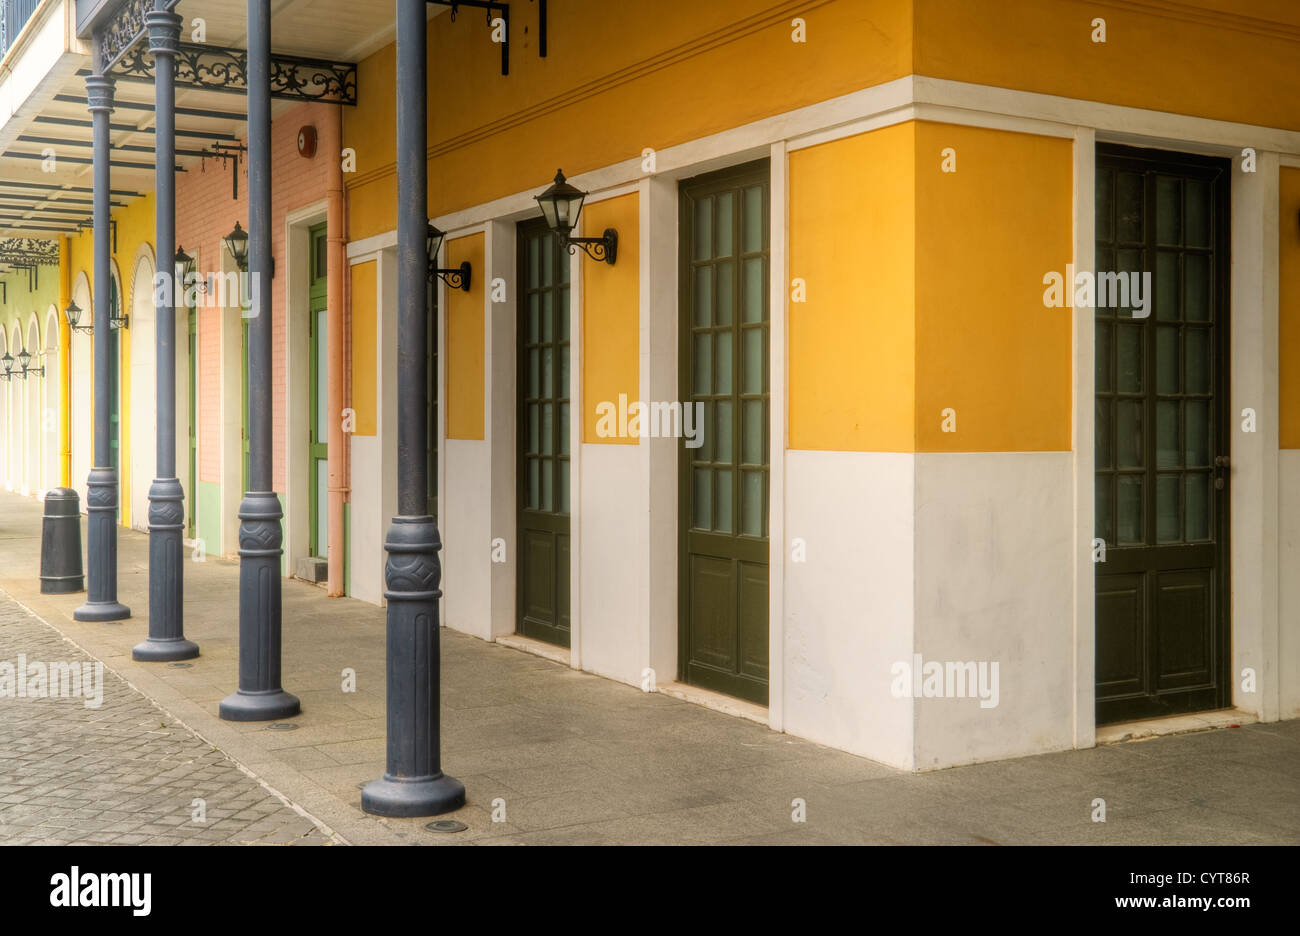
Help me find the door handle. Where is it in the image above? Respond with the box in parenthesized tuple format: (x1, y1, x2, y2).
(1214, 454, 1229, 489)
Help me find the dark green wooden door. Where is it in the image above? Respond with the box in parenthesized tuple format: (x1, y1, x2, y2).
(516, 219, 570, 647)
(308, 224, 328, 557)
(679, 161, 770, 705)
(108, 277, 121, 520)
(241, 316, 249, 494)
(187, 304, 197, 539)
(1094, 144, 1231, 725)
(427, 272, 438, 520)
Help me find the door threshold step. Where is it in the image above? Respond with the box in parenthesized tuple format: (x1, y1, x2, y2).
(1097, 708, 1257, 745)
(495, 633, 570, 666)
(656, 681, 768, 725)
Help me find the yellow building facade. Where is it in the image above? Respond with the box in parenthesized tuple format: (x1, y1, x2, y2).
(2, 0, 1298, 769)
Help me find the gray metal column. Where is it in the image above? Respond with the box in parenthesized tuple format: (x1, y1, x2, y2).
(74, 32, 129, 625)
(362, 0, 464, 817)
(219, 0, 298, 720)
(135, 4, 197, 662)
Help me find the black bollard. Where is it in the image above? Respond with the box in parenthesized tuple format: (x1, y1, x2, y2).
(40, 488, 85, 594)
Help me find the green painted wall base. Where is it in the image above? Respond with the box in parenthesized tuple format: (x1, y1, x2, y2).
(196, 480, 222, 557)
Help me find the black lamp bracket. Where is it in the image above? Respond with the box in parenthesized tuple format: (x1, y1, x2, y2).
(429, 260, 472, 292)
(563, 229, 617, 265)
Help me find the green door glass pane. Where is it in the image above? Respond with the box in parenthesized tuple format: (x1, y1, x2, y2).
(1185, 180, 1210, 248)
(1094, 475, 1113, 542)
(1185, 400, 1210, 467)
(1156, 473, 1180, 543)
(1186, 473, 1210, 540)
(1156, 400, 1180, 468)
(1155, 252, 1179, 321)
(1116, 475, 1143, 544)
(1095, 399, 1112, 469)
(1116, 171, 1144, 242)
(1156, 175, 1182, 246)
(715, 192, 733, 258)
(1184, 253, 1210, 321)
(1095, 168, 1114, 242)
(1117, 325, 1142, 393)
(1095, 321, 1112, 391)
(1116, 400, 1143, 468)
(1186, 328, 1210, 394)
(1156, 326, 1179, 394)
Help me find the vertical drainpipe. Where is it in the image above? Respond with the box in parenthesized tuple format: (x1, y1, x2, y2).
(58, 236, 71, 488)
(326, 104, 347, 597)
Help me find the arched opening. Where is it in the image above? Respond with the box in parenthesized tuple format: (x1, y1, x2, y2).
(9, 324, 21, 493)
(26, 319, 40, 495)
(70, 272, 92, 507)
(0, 327, 8, 488)
(43, 308, 59, 492)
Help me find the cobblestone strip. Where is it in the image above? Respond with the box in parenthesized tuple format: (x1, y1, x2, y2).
(0, 594, 343, 846)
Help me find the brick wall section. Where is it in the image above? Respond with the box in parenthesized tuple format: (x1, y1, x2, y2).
(179, 102, 347, 494)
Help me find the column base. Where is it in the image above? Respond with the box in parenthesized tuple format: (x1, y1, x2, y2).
(361, 773, 466, 818)
(73, 600, 131, 623)
(218, 688, 301, 722)
(132, 637, 200, 662)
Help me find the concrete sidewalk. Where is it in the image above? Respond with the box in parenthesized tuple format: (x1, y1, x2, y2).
(1, 490, 1298, 845)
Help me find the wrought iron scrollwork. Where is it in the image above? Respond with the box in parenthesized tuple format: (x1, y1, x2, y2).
(269, 52, 357, 105)
(0, 238, 59, 267)
(113, 42, 356, 105)
(101, 0, 152, 69)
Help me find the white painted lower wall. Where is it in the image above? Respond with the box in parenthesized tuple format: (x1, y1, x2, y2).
(347, 434, 384, 605)
(912, 452, 1075, 769)
(577, 441, 649, 686)
(783, 449, 915, 769)
(442, 438, 493, 639)
(1279, 451, 1300, 719)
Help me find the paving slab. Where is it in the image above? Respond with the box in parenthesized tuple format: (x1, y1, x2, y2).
(2, 490, 1299, 845)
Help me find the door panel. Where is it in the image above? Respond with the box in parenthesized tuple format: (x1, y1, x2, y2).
(188, 306, 197, 539)
(1094, 145, 1230, 725)
(679, 160, 770, 705)
(516, 219, 571, 647)
(108, 278, 121, 519)
(307, 223, 328, 557)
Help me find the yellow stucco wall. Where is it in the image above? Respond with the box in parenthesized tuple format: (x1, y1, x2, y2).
(913, 122, 1073, 452)
(914, 0, 1300, 132)
(789, 122, 917, 452)
(345, 0, 915, 241)
(581, 193, 639, 444)
(788, 121, 1072, 453)
(66, 192, 156, 526)
(349, 260, 377, 436)
(446, 233, 485, 440)
(1281, 167, 1300, 449)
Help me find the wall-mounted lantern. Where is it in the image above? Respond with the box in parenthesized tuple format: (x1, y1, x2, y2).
(64, 300, 93, 335)
(176, 246, 207, 300)
(426, 224, 471, 291)
(535, 169, 617, 265)
(16, 345, 43, 379)
(224, 222, 250, 273)
(0, 352, 13, 381)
